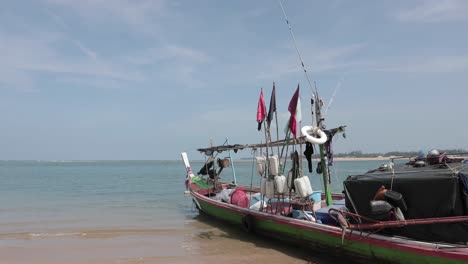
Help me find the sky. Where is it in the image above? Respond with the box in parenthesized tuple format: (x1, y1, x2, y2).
(1, 0, 467, 160)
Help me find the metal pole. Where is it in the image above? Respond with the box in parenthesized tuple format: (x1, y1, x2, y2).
(226, 137, 237, 185)
(315, 91, 333, 206)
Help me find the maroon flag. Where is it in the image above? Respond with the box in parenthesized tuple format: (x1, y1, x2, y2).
(288, 85, 300, 138)
(266, 83, 276, 127)
(256, 89, 266, 131)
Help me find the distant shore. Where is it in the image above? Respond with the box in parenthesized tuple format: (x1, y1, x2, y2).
(332, 156, 393, 161)
(234, 156, 396, 162)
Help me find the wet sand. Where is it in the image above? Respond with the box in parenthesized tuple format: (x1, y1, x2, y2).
(0, 214, 358, 264)
(176, 214, 357, 264)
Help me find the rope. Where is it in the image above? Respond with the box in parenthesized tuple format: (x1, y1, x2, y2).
(444, 160, 468, 175)
(329, 208, 468, 231)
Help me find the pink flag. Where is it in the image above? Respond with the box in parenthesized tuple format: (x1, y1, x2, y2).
(257, 89, 266, 131)
(288, 85, 300, 138)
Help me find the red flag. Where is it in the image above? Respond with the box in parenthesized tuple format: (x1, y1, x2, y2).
(256, 89, 266, 131)
(288, 85, 300, 138)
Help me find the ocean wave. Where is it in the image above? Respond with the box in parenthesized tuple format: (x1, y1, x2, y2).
(0, 228, 189, 240)
(29, 232, 84, 237)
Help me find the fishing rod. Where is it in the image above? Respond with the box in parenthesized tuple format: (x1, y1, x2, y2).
(278, 0, 317, 97)
(278, 2, 335, 205)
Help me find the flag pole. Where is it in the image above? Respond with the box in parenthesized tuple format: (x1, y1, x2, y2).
(281, 123, 291, 175)
(263, 120, 270, 177)
(266, 83, 276, 157)
(257, 87, 270, 177)
(296, 85, 303, 172)
(267, 125, 274, 156)
(273, 82, 280, 157)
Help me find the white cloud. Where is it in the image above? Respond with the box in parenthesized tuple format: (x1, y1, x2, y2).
(0, 2, 211, 92)
(0, 30, 146, 90)
(395, 0, 468, 23)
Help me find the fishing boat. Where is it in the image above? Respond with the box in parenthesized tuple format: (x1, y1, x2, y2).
(181, 84, 468, 263)
(181, 3, 468, 262)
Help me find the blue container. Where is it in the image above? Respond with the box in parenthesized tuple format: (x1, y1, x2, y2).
(309, 191, 322, 202)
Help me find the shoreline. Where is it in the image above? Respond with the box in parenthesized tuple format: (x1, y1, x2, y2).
(331, 156, 394, 161)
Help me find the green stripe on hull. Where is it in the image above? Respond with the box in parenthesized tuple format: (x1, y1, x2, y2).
(196, 198, 466, 264)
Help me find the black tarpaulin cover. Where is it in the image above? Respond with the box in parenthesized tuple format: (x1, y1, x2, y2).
(344, 164, 468, 243)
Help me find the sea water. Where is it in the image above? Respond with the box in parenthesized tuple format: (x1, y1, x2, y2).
(0, 159, 385, 264)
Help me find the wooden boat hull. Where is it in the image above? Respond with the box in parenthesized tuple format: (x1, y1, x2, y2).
(190, 189, 468, 264)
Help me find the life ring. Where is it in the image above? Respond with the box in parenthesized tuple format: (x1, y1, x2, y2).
(241, 214, 255, 233)
(301, 126, 328, 145)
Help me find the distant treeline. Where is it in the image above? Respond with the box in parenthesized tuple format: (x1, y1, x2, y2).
(238, 149, 467, 160)
(324, 149, 468, 158)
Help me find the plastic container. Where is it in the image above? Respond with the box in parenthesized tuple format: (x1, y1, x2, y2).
(230, 189, 249, 208)
(303, 176, 313, 196)
(268, 155, 279, 176)
(294, 176, 313, 198)
(256, 156, 266, 176)
(265, 179, 275, 199)
(260, 177, 267, 195)
(274, 175, 287, 194)
(309, 191, 322, 203)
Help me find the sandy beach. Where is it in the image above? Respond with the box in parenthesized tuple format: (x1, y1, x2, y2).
(0, 216, 352, 264)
